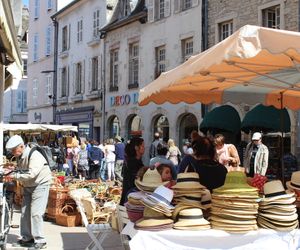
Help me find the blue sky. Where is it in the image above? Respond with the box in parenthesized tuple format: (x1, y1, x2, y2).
(23, 0, 29, 7)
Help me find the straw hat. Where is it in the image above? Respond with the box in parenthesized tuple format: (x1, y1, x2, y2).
(286, 171, 300, 191)
(172, 203, 204, 220)
(262, 180, 295, 202)
(172, 172, 205, 189)
(213, 171, 258, 194)
(144, 185, 174, 209)
(135, 168, 169, 191)
(173, 208, 210, 228)
(134, 207, 173, 228)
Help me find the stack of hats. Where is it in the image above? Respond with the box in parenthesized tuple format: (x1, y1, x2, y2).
(286, 171, 300, 207)
(258, 180, 298, 231)
(142, 185, 174, 217)
(134, 206, 174, 231)
(125, 192, 146, 222)
(210, 171, 260, 233)
(135, 168, 169, 193)
(172, 172, 208, 207)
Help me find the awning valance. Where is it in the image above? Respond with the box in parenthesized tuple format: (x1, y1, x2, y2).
(241, 104, 290, 133)
(200, 105, 241, 134)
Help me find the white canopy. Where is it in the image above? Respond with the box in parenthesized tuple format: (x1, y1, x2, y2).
(1, 123, 78, 132)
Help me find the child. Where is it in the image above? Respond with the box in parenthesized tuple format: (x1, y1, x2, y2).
(156, 164, 176, 187)
(62, 159, 70, 176)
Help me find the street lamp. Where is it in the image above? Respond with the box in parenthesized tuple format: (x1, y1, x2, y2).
(41, 70, 56, 124)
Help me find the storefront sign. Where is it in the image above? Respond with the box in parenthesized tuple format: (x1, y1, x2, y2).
(110, 92, 139, 107)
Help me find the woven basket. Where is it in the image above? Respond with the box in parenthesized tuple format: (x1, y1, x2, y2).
(55, 204, 81, 227)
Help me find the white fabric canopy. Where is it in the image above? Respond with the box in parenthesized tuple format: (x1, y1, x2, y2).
(1, 123, 78, 132)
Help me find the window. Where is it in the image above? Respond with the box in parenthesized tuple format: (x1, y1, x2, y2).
(75, 63, 82, 94)
(218, 20, 233, 41)
(129, 43, 139, 88)
(61, 67, 67, 97)
(91, 57, 99, 91)
(77, 19, 83, 43)
(262, 5, 280, 29)
(93, 10, 100, 37)
(159, 0, 165, 19)
(23, 59, 27, 76)
(181, 37, 193, 61)
(183, 0, 192, 10)
(33, 33, 39, 62)
(110, 49, 119, 90)
(45, 25, 51, 56)
(32, 79, 38, 106)
(16, 91, 27, 113)
(155, 45, 166, 78)
(34, 0, 40, 19)
(47, 0, 52, 10)
(62, 26, 68, 51)
(46, 75, 52, 103)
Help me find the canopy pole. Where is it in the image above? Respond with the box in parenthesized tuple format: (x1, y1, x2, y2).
(280, 92, 285, 184)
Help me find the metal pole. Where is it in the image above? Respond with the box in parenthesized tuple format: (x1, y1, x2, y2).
(52, 18, 58, 124)
(0, 65, 4, 165)
(280, 92, 285, 183)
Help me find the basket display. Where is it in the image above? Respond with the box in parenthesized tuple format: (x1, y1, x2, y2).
(47, 187, 69, 220)
(55, 204, 81, 227)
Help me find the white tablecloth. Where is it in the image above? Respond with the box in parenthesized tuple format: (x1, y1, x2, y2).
(122, 221, 300, 250)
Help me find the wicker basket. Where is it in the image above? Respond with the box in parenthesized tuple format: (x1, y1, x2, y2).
(47, 188, 69, 219)
(56, 204, 81, 227)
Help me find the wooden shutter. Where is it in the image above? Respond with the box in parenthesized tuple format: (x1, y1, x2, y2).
(68, 24, 71, 49)
(88, 58, 92, 92)
(67, 66, 70, 96)
(82, 60, 85, 94)
(147, 0, 155, 22)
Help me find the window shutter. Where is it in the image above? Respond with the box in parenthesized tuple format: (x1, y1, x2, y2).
(73, 64, 76, 95)
(98, 56, 101, 90)
(174, 0, 180, 13)
(88, 58, 92, 92)
(67, 66, 70, 96)
(82, 60, 85, 94)
(68, 24, 71, 49)
(23, 91, 27, 111)
(147, 0, 155, 23)
(58, 68, 62, 97)
(164, 0, 171, 17)
(192, 0, 199, 7)
(17, 91, 22, 113)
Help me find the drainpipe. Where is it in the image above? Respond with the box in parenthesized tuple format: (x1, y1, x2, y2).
(52, 17, 58, 124)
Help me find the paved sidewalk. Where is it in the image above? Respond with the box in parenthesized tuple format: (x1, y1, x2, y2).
(7, 210, 123, 250)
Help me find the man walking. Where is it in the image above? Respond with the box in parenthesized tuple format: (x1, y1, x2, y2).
(6, 135, 51, 249)
(149, 132, 161, 159)
(114, 136, 125, 181)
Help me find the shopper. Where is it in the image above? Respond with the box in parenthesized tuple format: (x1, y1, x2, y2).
(120, 137, 145, 205)
(114, 136, 125, 181)
(149, 132, 161, 159)
(77, 143, 89, 179)
(244, 132, 269, 177)
(88, 140, 103, 179)
(6, 135, 51, 249)
(166, 139, 182, 166)
(104, 138, 116, 182)
(179, 136, 227, 192)
(214, 133, 240, 171)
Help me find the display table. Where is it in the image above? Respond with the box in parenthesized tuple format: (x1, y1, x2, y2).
(122, 221, 300, 250)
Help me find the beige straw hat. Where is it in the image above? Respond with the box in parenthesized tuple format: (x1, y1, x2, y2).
(262, 180, 295, 202)
(173, 208, 210, 228)
(135, 168, 169, 191)
(286, 171, 300, 191)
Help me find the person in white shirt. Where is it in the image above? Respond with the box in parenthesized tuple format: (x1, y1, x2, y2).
(104, 138, 116, 181)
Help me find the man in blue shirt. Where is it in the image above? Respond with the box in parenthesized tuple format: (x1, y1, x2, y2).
(114, 136, 125, 181)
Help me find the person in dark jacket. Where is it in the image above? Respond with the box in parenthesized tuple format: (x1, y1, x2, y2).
(88, 140, 103, 179)
(120, 137, 145, 205)
(114, 136, 125, 181)
(179, 136, 227, 192)
(149, 132, 161, 159)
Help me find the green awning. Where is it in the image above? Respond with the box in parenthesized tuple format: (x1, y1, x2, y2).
(200, 105, 241, 134)
(241, 104, 290, 133)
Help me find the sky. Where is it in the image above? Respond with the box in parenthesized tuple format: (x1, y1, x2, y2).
(23, 0, 29, 7)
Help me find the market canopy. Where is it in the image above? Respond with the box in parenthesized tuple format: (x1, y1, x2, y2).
(241, 104, 290, 134)
(139, 25, 300, 110)
(1, 123, 78, 132)
(200, 105, 241, 134)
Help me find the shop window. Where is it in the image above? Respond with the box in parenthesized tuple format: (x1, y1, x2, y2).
(153, 115, 169, 142)
(179, 113, 198, 148)
(128, 115, 142, 138)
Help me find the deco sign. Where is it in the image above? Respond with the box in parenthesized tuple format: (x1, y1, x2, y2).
(110, 93, 139, 107)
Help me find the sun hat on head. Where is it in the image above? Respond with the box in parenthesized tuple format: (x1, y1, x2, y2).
(252, 132, 262, 140)
(286, 171, 300, 191)
(115, 135, 122, 142)
(262, 180, 295, 202)
(6, 135, 24, 150)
